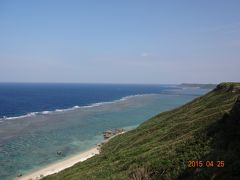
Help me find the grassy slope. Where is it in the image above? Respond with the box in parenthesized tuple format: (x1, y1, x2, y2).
(45, 83, 240, 180)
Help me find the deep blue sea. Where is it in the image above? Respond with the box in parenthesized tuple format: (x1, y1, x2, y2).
(0, 83, 211, 179)
(0, 83, 182, 118)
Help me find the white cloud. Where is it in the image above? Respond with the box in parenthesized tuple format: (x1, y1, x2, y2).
(141, 52, 152, 57)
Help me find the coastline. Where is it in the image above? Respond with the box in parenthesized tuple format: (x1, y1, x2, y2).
(17, 147, 99, 180)
(17, 131, 126, 180)
(0, 89, 200, 179)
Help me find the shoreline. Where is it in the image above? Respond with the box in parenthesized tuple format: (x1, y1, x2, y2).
(17, 131, 126, 180)
(17, 147, 99, 180)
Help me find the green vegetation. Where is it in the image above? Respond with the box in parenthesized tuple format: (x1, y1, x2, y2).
(45, 82, 240, 180)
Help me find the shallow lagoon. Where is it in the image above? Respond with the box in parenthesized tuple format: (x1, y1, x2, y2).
(0, 86, 209, 179)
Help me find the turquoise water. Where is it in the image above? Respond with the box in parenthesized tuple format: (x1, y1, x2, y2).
(0, 88, 209, 179)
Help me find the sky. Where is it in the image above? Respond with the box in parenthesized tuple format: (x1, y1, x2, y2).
(0, 0, 240, 84)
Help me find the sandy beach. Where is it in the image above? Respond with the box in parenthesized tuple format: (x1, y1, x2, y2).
(16, 130, 125, 180)
(17, 147, 99, 180)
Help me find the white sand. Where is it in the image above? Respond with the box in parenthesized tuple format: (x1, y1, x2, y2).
(17, 147, 99, 180)
(17, 131, 125, 180)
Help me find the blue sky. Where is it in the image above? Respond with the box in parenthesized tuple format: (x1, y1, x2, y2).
(0, 0, 239, 84)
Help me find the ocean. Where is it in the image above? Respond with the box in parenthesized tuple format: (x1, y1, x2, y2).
(0, 83, 210, 179)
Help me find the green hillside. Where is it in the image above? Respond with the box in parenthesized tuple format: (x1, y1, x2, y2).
(45, 82, 240, 180)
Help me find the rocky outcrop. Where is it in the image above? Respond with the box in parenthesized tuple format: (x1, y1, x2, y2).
(103, 128, 125, 140)
(214, 83, 240, 93)
(57, 151, 63, 156)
